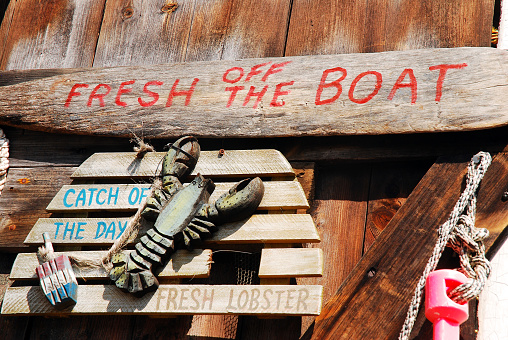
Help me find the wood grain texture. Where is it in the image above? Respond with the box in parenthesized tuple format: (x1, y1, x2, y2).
(186, 0, 291, 61)
(10, 249, 212, 280)
(93, 0, 196, 67)
(0, 0, 106, 70)
(46, 181, 309, 212)
(210, 0, 290, 60)
(311, 151, 508, 340)
(258, 248, 323, 278)
(0, 0, 16, 65)
(364, 160, 432, 253)
(296, 164, 370, 336)
(25, 214, 319, 245)
(71, 149, 294, 179)
(2, 284, 323, 316)
(0, 48, 506, 138)
(285, 0, 494, 56)
(0, 167, 75, 250)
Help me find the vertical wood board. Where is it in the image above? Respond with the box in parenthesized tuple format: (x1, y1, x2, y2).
(285, 0, 494, 56)
(0, 0, 106, 70)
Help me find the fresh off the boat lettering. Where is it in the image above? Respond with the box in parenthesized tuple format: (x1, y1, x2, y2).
(63, 62, 468, 108)
(1, 48, 505, 137)
(155, 287, 310, 313)
(61, 186, 150, 207)
(51, 220, 128, 240)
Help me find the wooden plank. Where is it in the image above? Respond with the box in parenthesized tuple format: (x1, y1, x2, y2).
(7, 126, 508, 169)
(209, 0, 290, 60)
(296, 164, 370, 336)
(10, 249, 212, 280)
(0, 167, 75, 250)
(28, 315, 136, 340)
(0, 315, 29, 340)
(0, 0, 16, 67)
(71, 149, 294, 179)
(285, 0, 493, 56)
(92, 0, 197, 67)
(310, 151, 508, 339)
(25, 214, 319, 246)
(258, 248, 323, 278)
(2, 126, 135, 168)
(364, 160, 432, 252)
(1, 284, 323, 316)
(45, 181, 309, 212)
(0, 0, 106, 70)
(0, 48, 506, 138)
(186, 0, 291, 61)
(283, 127, 508, 162)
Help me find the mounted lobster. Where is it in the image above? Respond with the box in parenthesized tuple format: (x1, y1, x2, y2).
(109, 136, 264, 295)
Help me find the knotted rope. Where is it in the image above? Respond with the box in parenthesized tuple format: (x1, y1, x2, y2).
(398, 151, 492, 340)
(39, 137, 159, 271)
(0, 128, 9, 197)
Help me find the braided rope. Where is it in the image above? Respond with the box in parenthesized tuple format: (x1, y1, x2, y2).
(398, 152, 492, 340)
(0, 128, 9, 197)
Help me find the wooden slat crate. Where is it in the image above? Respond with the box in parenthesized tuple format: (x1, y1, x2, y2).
(2, 149, 323, 316)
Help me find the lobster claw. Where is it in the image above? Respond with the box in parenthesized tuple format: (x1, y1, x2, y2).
(161, 136, 200, 187)
(214, 177, 264, 223)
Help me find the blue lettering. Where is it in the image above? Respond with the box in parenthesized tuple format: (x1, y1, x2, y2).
(108, 187, 119, 205)
(95, 222, 106, 239)
(63, 222, 75, 240)
(88, 188, 98, 206)
(139, 187, 150, 204)
(75, 222, 86, 239)
(128, 187, 140, 205)
(96, 189, 107, 205)
(54, 222, 64, 239)
(117, 221, 128, 239)
(105, 222, 116, 240)
(75, 189, 86, 207)
(63, 189, 75, 208)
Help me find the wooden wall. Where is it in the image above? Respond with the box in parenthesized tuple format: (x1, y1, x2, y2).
(0, 0, 499, 339)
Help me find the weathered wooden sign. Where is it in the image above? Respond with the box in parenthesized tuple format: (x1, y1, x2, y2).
(2, 285, 323, 316)
(0, 47, 506, 138)
(4, 148, 324, 317)
(44, 181, 308, 212)
(26, 215, 319, 245)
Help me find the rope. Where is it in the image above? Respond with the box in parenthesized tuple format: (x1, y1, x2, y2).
(100, 178, 161, 271)
(398, 151, 492, 340)
(0, 128, 9, 197)
(131, 135, 155, 158)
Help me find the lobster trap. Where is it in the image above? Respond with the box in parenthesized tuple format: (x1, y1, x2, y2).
(1, 148, 323, 317)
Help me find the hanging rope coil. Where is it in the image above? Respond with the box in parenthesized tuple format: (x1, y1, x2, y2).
(0, 128, 9, 197)
(398, 151, 492, 340)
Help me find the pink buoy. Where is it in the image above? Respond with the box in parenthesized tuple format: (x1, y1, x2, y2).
(425, 269, 469, 340)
